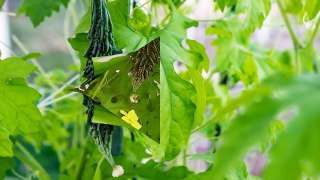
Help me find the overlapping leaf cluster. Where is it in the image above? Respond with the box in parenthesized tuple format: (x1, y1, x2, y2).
(69, 0, 208, 162)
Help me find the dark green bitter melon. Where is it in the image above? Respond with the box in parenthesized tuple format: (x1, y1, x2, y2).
(81, 0, 122, 175)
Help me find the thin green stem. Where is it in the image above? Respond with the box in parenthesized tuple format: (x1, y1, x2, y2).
(276, 0, 301, 47)
(75, 141, 89, 180)
(37, 74, 79, 107)
(276, 0, 302, 74)
(183, 149, 187, 167)
(11, 169, 28, 180)
(93, 156, 104, 180)
(78, 103, 85, 146)
(64, 1, 79, 65)
(294, 46, 301, 74)
(72, 116, 79, 148)
(15, 142, 51, 180)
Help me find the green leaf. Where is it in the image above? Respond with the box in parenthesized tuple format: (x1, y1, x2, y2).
(238, 0, 271, 32)
(136, 161, 194, 179)
(129, 7, 151, 36)
(0, 0, 5, 9)
(18, 0, 70, 27)
(21, 53, 42, 61)
(282, 0, 303, 14)
(108, 0, 149, 52)
(0, 58, 41, 137)
(199, 74, 320, 179)
(199, 96, 281, 179)
(262, 75, 320, 180)
(74, 3, 91, 34)
(305, 0, 320, 20)
(185, 40, 209, 127)
(186, 67, 206, 128)
(189, 153, 215, 163)
(0, 130, 13, 157)
(159, 6, 205, 160)
(186, 39, 210, 72)
(0, 157, 14, 179)
(207, 17, 273, 85)
(214, 0, 237, 11)
(68, 33, 89, 68)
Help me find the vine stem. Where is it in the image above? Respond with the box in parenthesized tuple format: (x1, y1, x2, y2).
(276, 0, 302, 74)
(276, 0, 301, 47)
(0, 11, 16, 16)
(37, 74, 79, 107)
(38, 92, 78, 108)
(63, 0, 79, 65)
(11, 169, 28, 180)
(183, 149, 187, 167)
(15, 142, 51, 180)
(93, 156, 105, 180)
(75, 141, 89, 180)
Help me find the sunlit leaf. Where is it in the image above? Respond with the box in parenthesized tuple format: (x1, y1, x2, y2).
(0, 58, 41, 136)
(18, 0, 70, 27)
(0, 131, 12, 157)
(238, 0, 271, 32)
(305, 0, 320, 20)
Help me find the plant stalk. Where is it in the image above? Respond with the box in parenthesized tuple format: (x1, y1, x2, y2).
(276, 0, 302, 74)
(15, 142, 51, 180)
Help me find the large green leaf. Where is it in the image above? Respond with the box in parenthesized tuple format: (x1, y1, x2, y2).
(18, 0, 69, 27)
(262, 75, 320, 180)
(197, 74, 320, 179)
(159, 5, 205, 160)
(0, 58, 41, 157)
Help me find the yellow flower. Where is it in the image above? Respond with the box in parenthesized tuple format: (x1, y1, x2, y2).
(120, 110, 142, 130)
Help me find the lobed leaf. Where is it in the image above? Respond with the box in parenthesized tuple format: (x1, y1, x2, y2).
(18, 0, 70, 27)
(0, 58, 41, 157)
